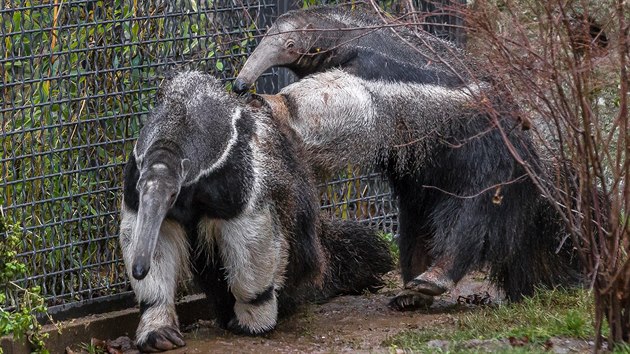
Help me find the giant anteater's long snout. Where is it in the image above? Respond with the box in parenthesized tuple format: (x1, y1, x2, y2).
(233, 78, 250, 95)
(131, 186, 173, 280)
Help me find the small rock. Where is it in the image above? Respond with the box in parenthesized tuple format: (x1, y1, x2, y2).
(427, 339, 449, 350)
(106, 336, 138, 354)
(465, 338, 511, 352)
(508, 336, 530, 347)
(548, 337, 595, 354)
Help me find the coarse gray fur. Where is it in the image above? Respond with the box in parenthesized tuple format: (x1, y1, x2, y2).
(260, 69, 485, 176)
(120, 71, 393, 352)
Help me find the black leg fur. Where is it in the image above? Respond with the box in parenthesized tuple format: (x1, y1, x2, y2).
(190, 233, 236, 330)
(396, 191, 434, 284)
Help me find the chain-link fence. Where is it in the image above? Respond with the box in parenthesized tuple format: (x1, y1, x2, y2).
(1, 0, 405, 317)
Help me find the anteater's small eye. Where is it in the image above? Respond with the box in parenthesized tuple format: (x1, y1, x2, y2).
(286, 40, 295, 49)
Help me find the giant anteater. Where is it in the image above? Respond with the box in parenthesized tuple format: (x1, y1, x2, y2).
(119, 71, 393, 352)
(251, 69, 581, 311)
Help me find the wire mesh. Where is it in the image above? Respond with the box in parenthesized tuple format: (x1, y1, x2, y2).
(1, 0, 399, 311)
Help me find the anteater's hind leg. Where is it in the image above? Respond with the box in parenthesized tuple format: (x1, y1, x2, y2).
(389, 196, 434, 311)
(405, 255, 458, 296)
(214, 207, 290, 335)
(119, 204, 190, 352)
(405, 178, 534, 299)
(404, 196, 487, 298)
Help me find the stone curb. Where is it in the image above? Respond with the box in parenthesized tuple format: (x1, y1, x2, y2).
(1, 294, 209, 354)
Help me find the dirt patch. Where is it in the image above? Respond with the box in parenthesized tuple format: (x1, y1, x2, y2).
(67, 272, 507, 353)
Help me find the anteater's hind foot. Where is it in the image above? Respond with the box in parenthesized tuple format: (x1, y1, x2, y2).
(388, 289, 434, 311)
(226, 295, 279, 335)
(405, 265, 455, 296)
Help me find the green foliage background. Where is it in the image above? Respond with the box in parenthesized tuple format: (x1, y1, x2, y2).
(0, 217, 52, 353)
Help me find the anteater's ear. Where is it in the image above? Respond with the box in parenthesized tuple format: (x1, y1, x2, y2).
(180, 158, 191, 181)
(156, 75, 171, 101)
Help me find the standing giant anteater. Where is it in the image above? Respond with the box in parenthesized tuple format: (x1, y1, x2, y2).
(232, 4, 478, 94)
(252, 69, 581, 311)
(119, 71, 393, 352)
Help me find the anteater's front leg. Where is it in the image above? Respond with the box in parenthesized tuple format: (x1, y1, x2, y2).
(119, 204, 190, 352)
(216, 207, 289, 335)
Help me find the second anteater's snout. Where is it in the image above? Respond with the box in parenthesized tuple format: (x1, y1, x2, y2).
(232, 78, 251, 95)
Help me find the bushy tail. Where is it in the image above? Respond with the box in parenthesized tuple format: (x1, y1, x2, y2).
(277, 216, 393, 316)
(495, 161, 612, 302)
(315, 217, 394, 299)
(493, 199, 583, 302)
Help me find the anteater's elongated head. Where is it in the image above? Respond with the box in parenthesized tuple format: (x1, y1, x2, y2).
(233, 5, 368, 93)
(130, 71, 240, 280)
(130, 144, 190, 280)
